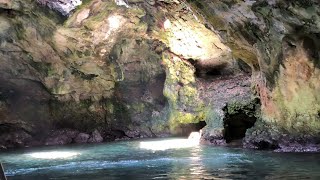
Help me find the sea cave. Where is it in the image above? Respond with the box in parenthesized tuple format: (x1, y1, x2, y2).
(0, 0, 320, 179)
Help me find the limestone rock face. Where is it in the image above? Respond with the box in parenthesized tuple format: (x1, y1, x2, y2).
(188, 0, 320, 151)
(0, 0, 230, 145)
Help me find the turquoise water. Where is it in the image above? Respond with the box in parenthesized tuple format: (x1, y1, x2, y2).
(0, 138, 320, 179)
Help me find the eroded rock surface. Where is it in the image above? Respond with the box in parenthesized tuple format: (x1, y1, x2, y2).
(188, 0, 320, 151)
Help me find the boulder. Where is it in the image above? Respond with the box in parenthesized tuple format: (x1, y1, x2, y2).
(45, 129, 79, 146)
(88, 130, 103, 143)
(74, 133, 90, 144)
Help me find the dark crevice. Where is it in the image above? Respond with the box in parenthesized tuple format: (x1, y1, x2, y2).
(194, 63, 230, 79)
(103, 129, 129, 141)
(237, 59, 252, 75)
(223, 99, 259, 143)
(0, 123, 17, 135)
(224, 113, 256, 143)
(70, 67, 99, 80)
(254, 140, 280, 150)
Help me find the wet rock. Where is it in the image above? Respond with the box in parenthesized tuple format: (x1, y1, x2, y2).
(25, 140, 43, 148)
(276, 144, 320, 153)
(0, 130, 32, 148)
(88, 130, 103, 143)
(74, 133, 90, 144)
(45, 129, 79, 146)
(244, 124, 320, 152)
(202, 128, 227, 146)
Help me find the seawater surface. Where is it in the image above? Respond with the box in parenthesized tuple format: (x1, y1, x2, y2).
(0, 138, 320, 180)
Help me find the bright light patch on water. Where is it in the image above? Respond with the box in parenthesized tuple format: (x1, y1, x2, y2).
(28, 151, 80, 159)
(140, 132, 200, 151)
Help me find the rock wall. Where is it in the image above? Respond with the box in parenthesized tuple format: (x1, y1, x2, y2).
(0, 0, 233, 148)
(188, 0, 320, 151)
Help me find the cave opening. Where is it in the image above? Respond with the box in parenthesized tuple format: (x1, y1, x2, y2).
(194, 63, 228, 79)
(176, 121, 207, 137)
(193, 59, 253, 79)
(223, 111, 257, 144)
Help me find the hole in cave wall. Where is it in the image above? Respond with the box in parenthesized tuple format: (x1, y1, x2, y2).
(237, 59, 252, 74)
(192, 59, 253, 79)
(194, 63, 228, 78)
(176, 121, 207, 137)
(223, 105, 257, 143)
(302, 36, 320, 68)
(0, 123, 16, 135)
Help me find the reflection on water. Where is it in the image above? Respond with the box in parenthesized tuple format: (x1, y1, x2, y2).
(28, 151, 80, 159)
(0, 138, 320, 180)
(140, 132, 200, 151)
(168, 146, 207, 179)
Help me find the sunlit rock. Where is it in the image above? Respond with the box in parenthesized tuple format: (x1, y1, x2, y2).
(163, 19, 171, 30)
(164, 14, 231, 63)
(115, 0, 130, 8)
(37, 0, 82, 16)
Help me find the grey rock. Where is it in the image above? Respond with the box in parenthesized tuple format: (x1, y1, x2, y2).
(74, 133, 90, 143)
(45, 129, 79, 146)
(88, 130, 103, 143)
(0, 130, 32, 148)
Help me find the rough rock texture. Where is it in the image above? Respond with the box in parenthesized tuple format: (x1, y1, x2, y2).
(0, 0, 319, 152)
(37, 0, 82, 16)
(198, 73, 253, 145)
(88, 129, 103, 143)
(0, 0, 232, 148)
(74, 132, 90, 143)
(188, 0, 320, 151)
(45, 129, 79, 146)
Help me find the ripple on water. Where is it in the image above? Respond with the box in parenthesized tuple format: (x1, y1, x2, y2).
(1, 138, 320, 179)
